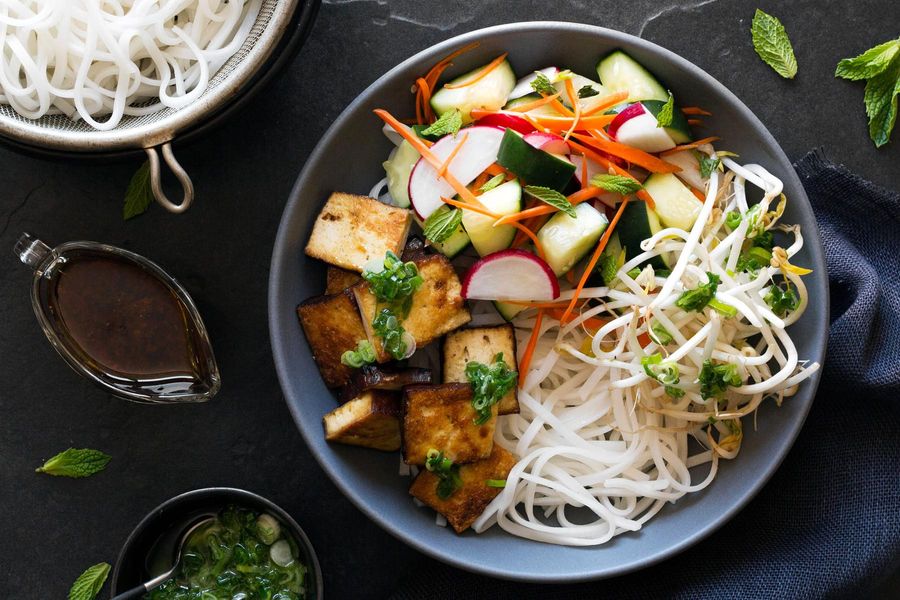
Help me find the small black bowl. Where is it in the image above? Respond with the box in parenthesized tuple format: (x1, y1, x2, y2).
(111, 487, 323, 598)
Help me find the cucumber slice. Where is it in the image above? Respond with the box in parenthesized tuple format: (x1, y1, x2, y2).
(642, 99, 692, 144)
(494, 300, 525, 321)
(537, 203, 609, 276)
(643, 173, 703, 231)
(414, 213, 470, 258)
(496, 129, 576, 191)
(462, 179, 523, 256)
(508, 67, 559, 101)
(431, 59, 516, 124)
(382, 139, 418, 208)
(596, 51, 668, 102)
(617, 201, 666, 270)
(504, 93, 559, 116)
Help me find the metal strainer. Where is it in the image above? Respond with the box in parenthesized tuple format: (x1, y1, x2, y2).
(0, 0, 309, 213)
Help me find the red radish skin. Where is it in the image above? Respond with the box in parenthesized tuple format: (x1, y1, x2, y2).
(608, 102, 647, 138)
(462, 249, 560, 301)
(523, 131, 570, 154)
(407, 125, 505, 219)
(474, 112, 534, 135)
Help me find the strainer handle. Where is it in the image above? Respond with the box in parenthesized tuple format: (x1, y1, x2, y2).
(145, 143, 194, 214)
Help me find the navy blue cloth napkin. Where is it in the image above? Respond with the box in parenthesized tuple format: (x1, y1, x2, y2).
(389, 151, 900, 600)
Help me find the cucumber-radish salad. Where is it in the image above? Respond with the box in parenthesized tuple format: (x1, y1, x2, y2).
(298, 44, 819, 546)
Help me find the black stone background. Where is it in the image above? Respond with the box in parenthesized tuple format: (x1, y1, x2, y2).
(1, 1, 897, 598)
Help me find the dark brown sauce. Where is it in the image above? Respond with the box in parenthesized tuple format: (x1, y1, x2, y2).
(48, 255, 195, 377)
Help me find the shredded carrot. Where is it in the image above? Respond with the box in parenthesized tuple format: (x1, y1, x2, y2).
(511, 214, 550, 247)
(436, 133, 468, 178)
(688, 119, 704, 127)
(472, 171, 491, 192)
(549, 98, 575, 117)
(414, 42, 481, 124)
(443, 53, 508, 89)
(484, 163, 514, 178)
(681, 106, 712, 116)
(531, 113, 614, 132)
(374, 109, 489, 211)
(580, 90, 630, 116)
(572, 132, 680, 174)
(545, 307, 608, 330)
(561, 197, 631, 323)
(508, 93, 561, 113)
(494, 186, 605, 225)
(566, 140, 656, 209)
(658, 136, 721, 156)
(562, 78, 582, 140)
(565, 269, 577, 285)
(440, 195, 498, 219)
(580, 155, 588, 190)
(510, 222, 546, 259)
(690, 187, 706, 202)
(518, 309, 544, 386)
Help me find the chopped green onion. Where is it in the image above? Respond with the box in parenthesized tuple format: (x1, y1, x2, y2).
(698, 360, 742, 400)
(372, 308, 410, 360)
(675, 272, 720, 312)
(425, 449, 462, 499)
(363, 251, 423, 318)
(708, 298, 738, 318)
(725, 211, 742, 230)
(465, 352, 517, 425)
(340, 339, 377, 368)
(485, 479, 507, 488)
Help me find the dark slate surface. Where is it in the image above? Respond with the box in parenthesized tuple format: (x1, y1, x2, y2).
(0, 1, 897, 598)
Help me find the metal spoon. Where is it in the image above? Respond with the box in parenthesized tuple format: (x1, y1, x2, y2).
(111, 514, 216, 599)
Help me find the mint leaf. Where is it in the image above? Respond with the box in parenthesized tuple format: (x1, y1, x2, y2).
(423, 205, 463, 244)
(698, 154, 721, 179)
(479, 174, 505, 193)
(530, 72, 556, 95)
(751, 9, 798, 79)
(835, 39, 900, 81)
(524, 185, 576, 217)
(578, 85, 600, 99)
(863, 54, 900, 147)
(123, 161, 153, 220)
(656, 93, 675, 128)
(68, 562, 110, 600)
(421, 109, 462, 138)
(36, 448, 111, 478)
(589, 174, 643, 195)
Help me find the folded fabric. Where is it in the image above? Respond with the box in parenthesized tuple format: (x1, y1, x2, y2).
(389, 151, 900, 600)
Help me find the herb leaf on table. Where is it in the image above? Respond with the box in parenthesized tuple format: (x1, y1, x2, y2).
(36, 448, 111, 478)
(123, 160, 153, 220)
(750, 9, 798, 79)
(68, 562, 110, 600)
(835, 38, 900, 148)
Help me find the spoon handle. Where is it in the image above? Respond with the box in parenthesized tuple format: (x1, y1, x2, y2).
(110, 584, 148, 600)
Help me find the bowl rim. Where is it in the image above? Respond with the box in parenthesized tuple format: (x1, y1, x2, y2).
(268, 20, 829, 582)
(110, 486, 325, 598)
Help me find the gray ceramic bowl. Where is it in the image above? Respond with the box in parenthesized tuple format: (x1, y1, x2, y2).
(268, 22, 828, 582)
(111, 487, 324, 598)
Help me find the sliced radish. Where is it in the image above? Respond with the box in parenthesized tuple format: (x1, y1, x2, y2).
(523, 131, 569, 155)
(462, 249, 560, 301)
(508, 67, 559, 101)
(660, 150, 705, 191)
(474, 112, 534, 135)
(407, 126, 505, 219)
(608, 103, 676, 153)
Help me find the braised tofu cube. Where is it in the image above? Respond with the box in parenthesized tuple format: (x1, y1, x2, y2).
(323, 390, 401, 451)
(401, 383, 495, 465)
(409, 444, 516, 533)
(443, 325, 519, 415)
(325, 266, 362, 294)
(338, 365, 433, 403)
(296, 289, 368, 388)
(305, 192, 412, 272)
(353, 254, 471, 361)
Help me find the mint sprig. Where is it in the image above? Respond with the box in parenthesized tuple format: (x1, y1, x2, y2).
(836, 38, 900, 147)
(656, 93, 675, 128)
(423, 205, 462, 244)
(524, 185, 576, 218)
(751, 9, 798, 79)
(479, 174, 505, 193)
(578, 85, 600, 99)
(530, 72, 557, 95)
(589, 174, 643, 196)
(68, 562, 110, 600)
(421, 109, 462, 138)
(36, 448, 111, 478)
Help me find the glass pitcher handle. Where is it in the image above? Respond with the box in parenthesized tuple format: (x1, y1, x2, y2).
(14, 232, 51, 270)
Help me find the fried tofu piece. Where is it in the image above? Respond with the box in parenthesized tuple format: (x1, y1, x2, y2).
(443, 325, 519, 415)
(353, 254, 471, 361)
(338, 365, 433, 403)
(409, 444, 516, 533)
(325, 266, 362, 294)
(305, 192, 412, 272)
(323, 390, 401, 451)
(401, 383, 495, 466)
(296, 290, 368, 388)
